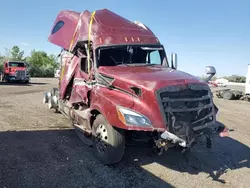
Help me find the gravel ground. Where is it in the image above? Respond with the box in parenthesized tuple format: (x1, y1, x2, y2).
(0, 78, 249, 188)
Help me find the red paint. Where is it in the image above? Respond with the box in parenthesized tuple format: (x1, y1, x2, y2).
(59, 55, 79, 99)
(48, 9, 221, 133)
(98, 66, 200, 91)
(93, 66, 204, 130)
(48, 9, 159, 51)
(3, 60, 26, 74)
(48, 10, 79, 50)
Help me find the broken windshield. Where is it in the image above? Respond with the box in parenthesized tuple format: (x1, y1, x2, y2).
(97, 45, 168, 67)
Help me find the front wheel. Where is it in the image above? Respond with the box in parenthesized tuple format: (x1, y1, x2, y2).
(92, 114, 125, 165)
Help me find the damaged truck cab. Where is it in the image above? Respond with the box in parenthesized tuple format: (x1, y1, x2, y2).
(43, 9, 229, 164)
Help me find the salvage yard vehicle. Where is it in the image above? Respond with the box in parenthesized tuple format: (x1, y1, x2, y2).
(43, 9, 230, 164)
(1, 60, 30, 83)
(214, 64, 250, 102)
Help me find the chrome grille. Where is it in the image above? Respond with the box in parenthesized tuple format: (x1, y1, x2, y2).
(15, 70, 26, 79)
(156, 83, 215, 139)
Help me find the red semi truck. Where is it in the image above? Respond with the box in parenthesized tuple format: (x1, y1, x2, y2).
(1, 60, 30, 83)
(43, 9, 230, 164)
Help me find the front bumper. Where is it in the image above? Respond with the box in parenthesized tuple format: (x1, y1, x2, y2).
(160, 122, 230, 148)
(9, 76, 30, 81)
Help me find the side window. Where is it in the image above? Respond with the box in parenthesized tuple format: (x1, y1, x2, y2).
(80, 57, 89, 73)
(150, 50, 162, 65)
(51, 21, 64, 34)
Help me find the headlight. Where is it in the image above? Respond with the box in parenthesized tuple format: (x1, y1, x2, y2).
(116, 106, 152, 127)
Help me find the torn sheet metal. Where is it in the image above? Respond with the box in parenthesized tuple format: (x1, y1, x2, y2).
(48, 9, 160, 51)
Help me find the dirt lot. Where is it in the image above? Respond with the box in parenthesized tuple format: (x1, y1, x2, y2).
(0, 78, 249, 188)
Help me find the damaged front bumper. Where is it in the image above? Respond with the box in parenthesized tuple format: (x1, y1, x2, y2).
(159, 122, 230, 149)
(160, 130, 187, 147)
(153, 83, 230, 151)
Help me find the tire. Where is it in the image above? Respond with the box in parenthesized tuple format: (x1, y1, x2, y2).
(4, 75, 10, 83)
(48, 88, 59, 112)
(92, 114, 125, 165)
(223, 91, 233, 100)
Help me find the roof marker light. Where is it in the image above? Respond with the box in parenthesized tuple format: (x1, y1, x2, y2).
(134, 21, 148, 30)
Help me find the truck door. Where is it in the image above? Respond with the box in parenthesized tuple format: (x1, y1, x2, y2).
(58, 51, 76, 99)
(69, 56, 92, 105)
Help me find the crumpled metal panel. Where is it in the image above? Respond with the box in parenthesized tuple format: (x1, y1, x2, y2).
(48, 10, 80, 50)
(48, 9, 160, 51)
(77, 9, 159, 48)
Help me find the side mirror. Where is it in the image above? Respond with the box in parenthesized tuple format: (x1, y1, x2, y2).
(205, 66, 216, 82)
(171, 53, 177, 69)
(205, 66, 216, 75)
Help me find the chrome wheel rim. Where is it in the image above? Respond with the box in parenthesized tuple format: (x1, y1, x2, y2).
(95, 124, 108, 154)
(48, 98, 52, 109)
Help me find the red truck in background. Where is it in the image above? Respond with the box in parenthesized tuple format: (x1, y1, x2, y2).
(1, 60, 30, 83)
(43, 9, 230, 165)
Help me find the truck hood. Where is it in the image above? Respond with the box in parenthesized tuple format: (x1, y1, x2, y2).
(98, 65, 205, 91)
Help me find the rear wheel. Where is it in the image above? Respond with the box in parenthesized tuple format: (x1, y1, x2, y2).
(223, 91, 233, 100)
(92, 114, 125, 165)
